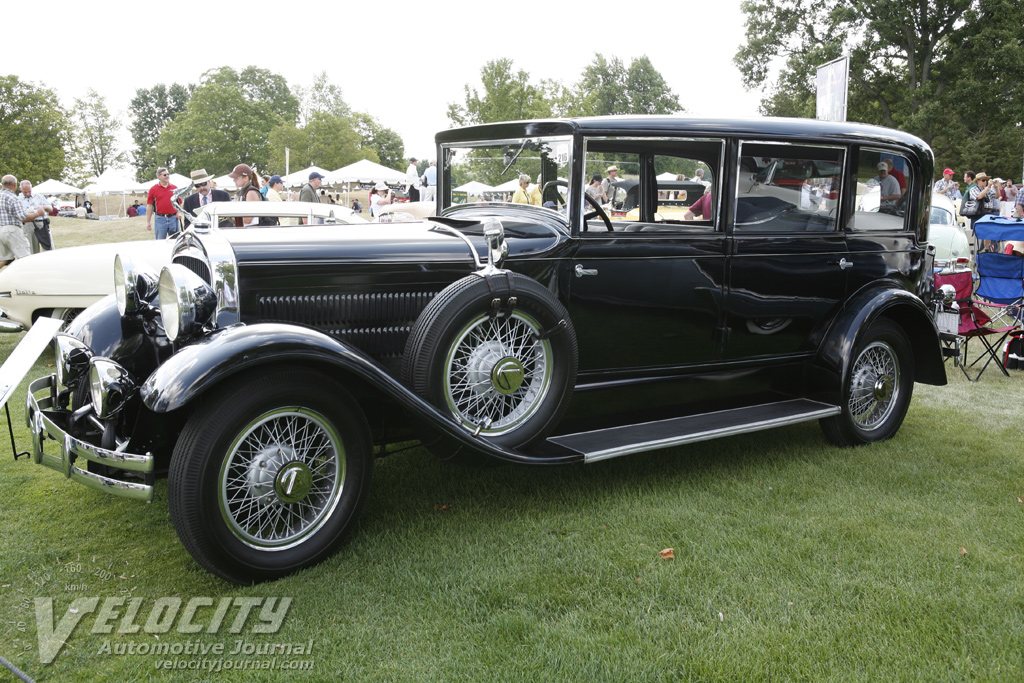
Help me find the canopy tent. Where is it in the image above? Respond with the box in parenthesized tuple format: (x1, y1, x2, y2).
(657, 171, 680, 181)
(83, 169, 150, 217)
(454, 181, 493, 195)
(212, 174, 238, 192)
(326, 159, 407, 187)
(491, 178, 522, 192)
(281, 166, 332, 189)
(34, 179, 84, 195)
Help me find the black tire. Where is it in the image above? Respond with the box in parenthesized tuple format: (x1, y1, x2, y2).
(168, 368, 373, 584)
(820, 318, 914, 447)
(402, 273, 577, 450)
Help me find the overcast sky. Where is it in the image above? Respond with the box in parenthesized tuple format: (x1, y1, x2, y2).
(10, 0, 766, 174)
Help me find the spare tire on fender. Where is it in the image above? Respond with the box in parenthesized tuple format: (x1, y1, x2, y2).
(401, 272, 577, 451)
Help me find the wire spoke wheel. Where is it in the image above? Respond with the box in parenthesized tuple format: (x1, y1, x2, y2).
(848, 341, 899, 430)
(444, 312, 552, 435)
(219, 408, 344, 549)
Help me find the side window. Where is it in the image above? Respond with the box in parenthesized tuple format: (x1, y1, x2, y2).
(853, 149, 914, 231)
(735, 143, 844, 233)
(652, 155, 714, 229)
(584, 153, 641, 220)
(581, 139, 724, 234)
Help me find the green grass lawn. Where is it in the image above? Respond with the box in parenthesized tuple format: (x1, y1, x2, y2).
(0, 224, 1022, 681)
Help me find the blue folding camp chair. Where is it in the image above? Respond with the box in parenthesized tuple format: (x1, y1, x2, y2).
(968, 216, 1024, 379)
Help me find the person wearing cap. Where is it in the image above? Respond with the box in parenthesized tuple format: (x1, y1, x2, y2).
(933, 168, 959, 202)
(601, 165, 619, 203)
(264, 175, 285, 202)
(146, 167, 179, 239)
(405, 157, 420, 202)
(881, 158, 906, 195)
(586, 173, 607, 204)
(873, 162, 901, 210)
(370, 182, 393, 217)
(299, 171, 324, 205)
(182, 168, 231, 227)
(228, 164, 263, 227)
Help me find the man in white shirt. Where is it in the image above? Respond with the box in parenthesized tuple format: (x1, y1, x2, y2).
(420, 161, 437, 202)
(874, 163, 901, 210)
(20, 180, 53, 252)
(405, 157, 420, 202)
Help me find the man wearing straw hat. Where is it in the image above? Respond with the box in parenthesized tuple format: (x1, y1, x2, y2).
(181, 169, 230, 227)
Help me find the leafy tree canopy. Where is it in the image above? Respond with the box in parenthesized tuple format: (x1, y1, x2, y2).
(0, 75, 72, 183)
(72, 89, 126, 180)
(735, 0, 1024, 179)
(129, 82, 192, 181)
(447, 55, 682, 127)
(155, 66, 299, 177)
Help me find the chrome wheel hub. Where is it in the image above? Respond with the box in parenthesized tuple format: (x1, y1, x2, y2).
(220, 408, 344, 549)
(445, 312, 552, 435)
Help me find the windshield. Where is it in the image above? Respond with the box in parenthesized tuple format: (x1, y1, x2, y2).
(441, 136, 573, 211)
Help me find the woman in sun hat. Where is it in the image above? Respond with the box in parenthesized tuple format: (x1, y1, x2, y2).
(370, 181, 392, 217)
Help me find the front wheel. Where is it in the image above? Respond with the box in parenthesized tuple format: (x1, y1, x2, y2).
(168, 368, 373, 584)
(820, 319, 914, 447)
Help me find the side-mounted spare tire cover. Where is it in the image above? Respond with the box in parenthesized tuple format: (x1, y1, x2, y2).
(402, 272, 578, 451)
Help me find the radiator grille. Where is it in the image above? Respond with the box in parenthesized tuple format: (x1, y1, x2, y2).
(256, 291, 437, 357)
(174, 256, 212, 285)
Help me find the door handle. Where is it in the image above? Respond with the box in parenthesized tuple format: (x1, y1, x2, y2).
(827, 258, 854, 270)
(575, 264, 598, 277)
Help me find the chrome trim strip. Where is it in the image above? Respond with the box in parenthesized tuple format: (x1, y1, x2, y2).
(579, 405, 841, 463)
(27, 374, 154, 502)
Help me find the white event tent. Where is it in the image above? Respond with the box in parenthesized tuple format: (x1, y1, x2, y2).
(454, 181, 493, 196)
(34, 179, 84, 195)
(326, 159, 406, 187)
(143, 173, 192, 191)
(83, 169, 150, 217)
(281, 166, 332, 189)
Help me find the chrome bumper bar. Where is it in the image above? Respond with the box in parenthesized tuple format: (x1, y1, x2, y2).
(26, 375, 154, 502)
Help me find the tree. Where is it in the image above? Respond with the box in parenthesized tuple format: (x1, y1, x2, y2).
(735, 0, 1024, 179)
(352, 113, 405, 170)
(156, 66, 299, 176)
(267, 113, 364, 172)
(574, 54, 682, 117)
(129, 83, 192, 181)
(447, 59, 552, 126)
(295, 71, 351, 125)
(71, 89, 126, 179)
(0, 75, 72, 183)
(625, 56, 682, 115)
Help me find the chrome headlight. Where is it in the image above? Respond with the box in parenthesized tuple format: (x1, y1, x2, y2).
(89, 359, 136, 419)
(158, 264, 217, 342)
(114, 253, 160, 316)
(54, 333, 93, 388)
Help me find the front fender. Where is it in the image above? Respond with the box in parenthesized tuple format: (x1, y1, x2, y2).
(139, 323, 582, 466)
(815, 286, 946, 400)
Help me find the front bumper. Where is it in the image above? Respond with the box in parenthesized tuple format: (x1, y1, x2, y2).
(26, 375, 155, 502)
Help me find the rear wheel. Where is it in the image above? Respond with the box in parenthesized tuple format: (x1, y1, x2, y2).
(168, 368, 372, 584)
(820, 319, 914, 446)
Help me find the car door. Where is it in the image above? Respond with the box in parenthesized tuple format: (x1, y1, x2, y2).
(567, 140, 728, 374)
(722, 141, 849, 361)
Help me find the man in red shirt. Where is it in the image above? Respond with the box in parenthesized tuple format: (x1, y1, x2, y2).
(146, 167, 179, 239)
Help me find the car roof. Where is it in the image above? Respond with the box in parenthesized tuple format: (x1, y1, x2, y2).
(437, 116, 930, 155)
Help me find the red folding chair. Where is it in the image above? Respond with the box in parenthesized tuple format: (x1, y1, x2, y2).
(934, 269, 1020, 381)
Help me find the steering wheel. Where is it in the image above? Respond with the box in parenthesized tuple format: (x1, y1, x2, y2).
(582, 190, 614, 232)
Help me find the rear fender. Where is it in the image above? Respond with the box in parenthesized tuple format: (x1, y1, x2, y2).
(814, 287, 946, 401)
(139, 323, 582, 466)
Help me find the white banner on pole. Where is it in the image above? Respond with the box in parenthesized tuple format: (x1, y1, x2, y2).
(816, 56, 850, 122)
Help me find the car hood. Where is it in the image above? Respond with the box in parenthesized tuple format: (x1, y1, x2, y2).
(0, 240, 173, 297)
(220, 215, 565, 265)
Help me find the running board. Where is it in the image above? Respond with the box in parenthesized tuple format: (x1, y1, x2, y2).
(549, 399, 841, 463)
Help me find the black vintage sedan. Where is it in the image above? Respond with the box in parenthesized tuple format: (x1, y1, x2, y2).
(9, 117, 945, 583)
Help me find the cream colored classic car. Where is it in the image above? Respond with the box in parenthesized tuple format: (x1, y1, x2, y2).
(0, 201, 365, 331)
